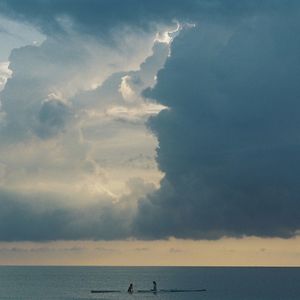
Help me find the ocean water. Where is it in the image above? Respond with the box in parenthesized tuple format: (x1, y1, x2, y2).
(0, 266, 299, 300)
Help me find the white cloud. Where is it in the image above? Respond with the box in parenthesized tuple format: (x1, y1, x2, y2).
(105, 103, 166, 123)
(0, 61, 12, 91)
(0, 23, 172, 212)
(0, 7, 178, 240)
(154, 21, 181, 45)
(119, 75, 136, 102)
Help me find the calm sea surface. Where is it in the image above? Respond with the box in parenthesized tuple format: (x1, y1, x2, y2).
(0, 266, 299, 300)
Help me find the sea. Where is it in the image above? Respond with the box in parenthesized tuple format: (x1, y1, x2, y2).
(0, 266, 299, 300)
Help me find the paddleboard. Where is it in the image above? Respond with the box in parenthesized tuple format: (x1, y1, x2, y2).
(91, 288, 206, 294)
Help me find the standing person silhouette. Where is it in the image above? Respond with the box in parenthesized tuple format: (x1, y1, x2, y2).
(128, 283, 133, 293)
(152, 281, 157, 293)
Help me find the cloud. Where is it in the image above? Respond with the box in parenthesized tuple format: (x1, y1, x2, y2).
(1, 0, 300, 242)
(0, 61, 12, 91)
(135, 6, 300, 239)
(134, 247, 149, 252)
(169, 248, 184, 253)
(0, 246, 85, 252)
(0, 177, 155, 241)
(36, 98, 71, 138)
(1, 0, 294, 40)
(0, 0, 201, 37)
(0, 21, 166, 241)
(0, 24, 162, 142)
(0, 15, 45, 61)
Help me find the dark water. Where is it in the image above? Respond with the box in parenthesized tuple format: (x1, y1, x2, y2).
(0, 266, 299, 300)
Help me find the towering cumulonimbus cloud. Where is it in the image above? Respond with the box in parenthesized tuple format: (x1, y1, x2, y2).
(135, 6, 300, 239)
(0, 0, 300, 242)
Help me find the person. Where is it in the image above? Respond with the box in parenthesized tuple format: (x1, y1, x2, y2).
(127, 283, 133, 293)
(152, 281, 157, 292)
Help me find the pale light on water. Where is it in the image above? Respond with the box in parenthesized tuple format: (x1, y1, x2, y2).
(0, 267, 299, 300)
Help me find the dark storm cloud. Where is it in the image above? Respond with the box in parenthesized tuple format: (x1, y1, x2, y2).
(0, 0, 293, 38)
(0, 189, 131, 241)
(135, 6, 300, 239)
(0, 0, 196, 37)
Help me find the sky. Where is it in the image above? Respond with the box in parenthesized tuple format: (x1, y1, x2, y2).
(0, 0, 299, 266)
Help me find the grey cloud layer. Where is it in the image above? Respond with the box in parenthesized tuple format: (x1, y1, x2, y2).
(135, 6, 300, 239)
(1, 0, 292, 38)
(0, 178, 155, 241)
(0, 0, 196, 36)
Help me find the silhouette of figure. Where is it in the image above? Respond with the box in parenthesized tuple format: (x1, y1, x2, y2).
(128, 283, 133, 293)
(152, 281, 157, 292)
